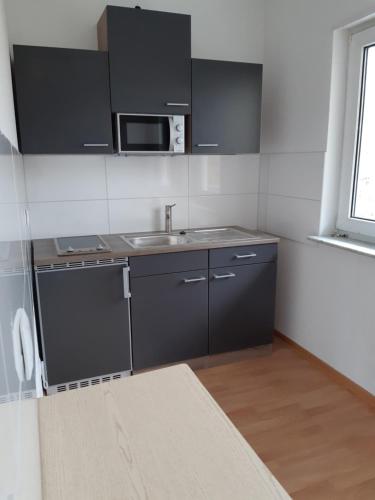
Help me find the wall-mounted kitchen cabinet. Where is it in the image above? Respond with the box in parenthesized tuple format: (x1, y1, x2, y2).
(191, 59, 262, 154)
(13, 46, 113, 154)
(98, 6, 191, 115)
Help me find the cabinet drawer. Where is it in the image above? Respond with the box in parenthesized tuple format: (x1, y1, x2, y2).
(209, 244, 277, 268)
(130, 250, 208, 277)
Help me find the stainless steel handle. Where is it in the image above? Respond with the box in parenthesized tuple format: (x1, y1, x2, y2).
(196, 144, 219, 147)
(235, 253, 257, 259)
(123, 267, 131, 299)
(83, 143, 109, 147)
(213, 273, 236, 280)
(165, 102, 189, 107)
(183, 277, 207, 283)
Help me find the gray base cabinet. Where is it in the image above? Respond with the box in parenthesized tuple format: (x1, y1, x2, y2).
(36, 264, 132, 388)
(209, 263, 276, 354)
(130, 270, 209, 370)
(130, 245, 276, 370)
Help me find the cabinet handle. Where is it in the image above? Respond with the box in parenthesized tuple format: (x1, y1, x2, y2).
(213, 273, 236, 280)
(196, 144, 219, 147)
(165, 102, 189, 107)
(123, 267, 131, 299)
(83, 143, 109, 147)
(183, 276, 207, 283)
(235, 253, 257, 259)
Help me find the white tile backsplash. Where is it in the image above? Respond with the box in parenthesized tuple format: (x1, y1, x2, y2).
(24, 155, 107, 202)
(23, 154, 260, 238)
(109, 197, 189, 234)
(106, 155, 188, 199)
(258, 154, 270, 194)
(265, 194, 320, 243)
(189, 155, 259, 196)
(28, 200, 109, 238)
(259, 151, 324, 244)
(189, 194, 258, 229)
(257, 193, 268, 231)
(267, 152, 324, 201)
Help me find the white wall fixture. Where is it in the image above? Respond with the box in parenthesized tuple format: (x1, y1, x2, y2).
(12, 308, 34, 382)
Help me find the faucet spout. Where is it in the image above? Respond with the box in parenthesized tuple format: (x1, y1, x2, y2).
(165, 203, 176, 233)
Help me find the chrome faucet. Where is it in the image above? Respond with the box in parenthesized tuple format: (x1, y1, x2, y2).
(165, 203, 176, 233)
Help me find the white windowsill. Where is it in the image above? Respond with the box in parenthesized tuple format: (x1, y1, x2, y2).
(308, 235, 375, 258)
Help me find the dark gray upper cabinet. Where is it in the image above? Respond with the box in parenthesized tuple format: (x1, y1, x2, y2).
(35, 264, 132, 388)
(98, 6, 191, 114)
(192, 59, 262, 154)
(13, 45, 113, 154)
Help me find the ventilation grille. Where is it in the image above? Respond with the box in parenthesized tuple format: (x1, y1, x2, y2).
(47, 371, 129, 395)
(35, 257, 128, 272)
(0, 390, 35, 406)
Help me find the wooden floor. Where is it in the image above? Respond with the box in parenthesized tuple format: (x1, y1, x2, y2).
(196, 337, 375, 500)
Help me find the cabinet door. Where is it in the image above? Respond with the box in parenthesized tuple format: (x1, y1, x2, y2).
(192, 59, 262, 154)
(131, 270, 208, 370)
(101, 6, 191, 114)
(13, 45, 113, 154)
(209, 263, 276, 354)
(36, 265, 131, 387)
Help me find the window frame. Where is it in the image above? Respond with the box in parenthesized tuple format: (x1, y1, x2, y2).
(337, 25, 375, 238)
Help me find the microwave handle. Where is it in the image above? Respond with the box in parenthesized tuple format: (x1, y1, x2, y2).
(168, 116, 173, 152)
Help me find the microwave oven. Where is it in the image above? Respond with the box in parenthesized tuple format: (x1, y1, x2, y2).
(116, 113, 185, 154)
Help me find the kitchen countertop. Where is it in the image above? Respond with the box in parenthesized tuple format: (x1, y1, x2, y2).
(32, 226, 279, 266)
(38, 364, 290, 500)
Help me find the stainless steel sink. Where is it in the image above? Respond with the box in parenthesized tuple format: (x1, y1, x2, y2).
(122, 227, 257, 249)
(122, 234, 192, 249)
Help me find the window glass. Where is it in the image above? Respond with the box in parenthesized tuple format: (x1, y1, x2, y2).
(352, 45, 375, 221)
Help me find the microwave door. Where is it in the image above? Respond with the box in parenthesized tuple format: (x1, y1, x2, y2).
(118, 114, 171, 153)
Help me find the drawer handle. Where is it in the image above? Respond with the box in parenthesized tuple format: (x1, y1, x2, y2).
(213, 273, 236, 280)
(183, 277, 207, 283)
(83, 143, 109, 147)
(235, 253, 257, 259)
(165, 102, 189, 107)
(196, 144, 219, 147)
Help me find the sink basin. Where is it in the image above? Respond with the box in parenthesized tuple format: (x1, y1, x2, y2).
(122, 234, 192, 249)
(122, 227, 256, 249)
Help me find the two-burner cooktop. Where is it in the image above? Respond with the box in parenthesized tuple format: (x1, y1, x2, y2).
(54, 235, 111, 256)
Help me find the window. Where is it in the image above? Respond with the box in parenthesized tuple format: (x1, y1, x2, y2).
(338, 26, 375, 238)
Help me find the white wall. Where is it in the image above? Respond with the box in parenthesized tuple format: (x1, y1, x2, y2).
(0, 0, 17, 147)
(260, 0, 375, 395)
(4, 0, 264, 238)
(5, 0, 264, 62)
